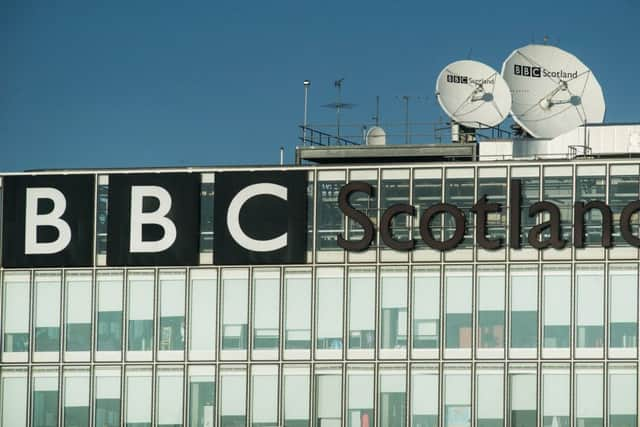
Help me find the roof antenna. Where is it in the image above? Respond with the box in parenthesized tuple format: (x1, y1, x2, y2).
(322, 78, 355, 139)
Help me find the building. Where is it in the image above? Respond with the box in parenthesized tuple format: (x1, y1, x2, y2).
(2, 122, 640, 427)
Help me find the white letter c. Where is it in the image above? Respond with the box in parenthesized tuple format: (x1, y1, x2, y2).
(227, 183, 288, 252)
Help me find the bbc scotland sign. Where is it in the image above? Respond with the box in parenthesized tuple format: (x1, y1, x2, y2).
(2, 171, 640, 268)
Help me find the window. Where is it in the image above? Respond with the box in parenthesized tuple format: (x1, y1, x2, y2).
(347, 365, 374, 427)
(159, 271, 186, 354)
(509, 365, 537, 427)
(477, 168, 507, 244)
(542, 265, 570, 355)
(444, 266, 472, 354)
(609, 167, 639, 246)
(63, 368, 90, 427)
(575, 365, 603, 426)
(127, 271, 154, 355)
(476, 365, 503, 427)
(316, 268, 344, 352)
(157, 367, 184, 427)
(445, 170, 474, 248)
(221, 269, 248, 352)
(412, 267, 440, 351)
(189, 269, 217, 360)
(2, 272, 30, 356)
(542, 364, 570, 427)
(32, 368, 59, 427)
(379, 366, 406, 427)
(1, 368, 28, 427)
(314, 366, 342, 426)
(542, 169, 572, 243)
(316, 172, 345, 251)
(510, 265, 538, 352)
(94, 367, 121, 427)
(477, 266, 505, 352)
(250, 365, 278, 427)
(413, 169, 442, 248)
(381, 171, 410, 243)
(444, 366, 471, 427)
(609, 265, 638, 355)
(348, 268, 375, 352)
(411, 364, 438, 427)
(187, 366, 215, 427)
(96, 271, 123, 354)
(380, 268, 408, 353)
(284, 269, 311, 352)
(252, 269, 280, 352)
(609, 364, 637, 427)
(125, 367, 152, 427)
(283, 365, 310, 426)
(576, 167, 606, 246)
(220, 366, 246, 427)
(576, 265, 604, 356)
(34, 271, 61, 356)
(65, 271, 92, 354)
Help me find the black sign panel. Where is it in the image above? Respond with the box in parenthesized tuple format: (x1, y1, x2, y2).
(214, 171, 307, 265)
(107, 173, 200, 266)
(2, 175, 95, 268)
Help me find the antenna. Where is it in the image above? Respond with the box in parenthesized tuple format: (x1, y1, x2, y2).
(435, 60, 512, 132)
(322, 78, 355, 139)
(502, 44, 605, 139)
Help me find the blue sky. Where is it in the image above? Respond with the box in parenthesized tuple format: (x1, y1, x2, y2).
(2, 0, 639, 171)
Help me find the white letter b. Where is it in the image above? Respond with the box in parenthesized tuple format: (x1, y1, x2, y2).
(129, 186, 177, 253)
(24, 188, 72, 255)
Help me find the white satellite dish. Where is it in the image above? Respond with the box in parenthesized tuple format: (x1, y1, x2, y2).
(502, 44, 606, 139)
(436, 60, 512, 128)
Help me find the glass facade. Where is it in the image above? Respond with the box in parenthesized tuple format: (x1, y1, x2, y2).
(1, 161, 640, 426)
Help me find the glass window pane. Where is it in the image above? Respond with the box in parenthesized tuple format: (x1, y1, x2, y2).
(189, 269, 217, 358)
(65, 272, 92, 353)
(32, 368, 59, 427)
(283, 365, 310, 427)
(252, 270, 280, 351)
(284, 269, 311, 351)
(609, 364, 637, 427)
(2, 272, 30, 354)
(576, 172, 606, 245)
(575, 365, 603, 426)
(412, 170, 442, 248)
(509, 366, 537, 427)
(477, 266, 505, 350)
(157, 368, 184, 427)
(251, 366, 278, 427)
(316, 268, 344, 350)
(412, 267, 440, 350)
(576, 265, 604, 351)
(445, 170, 474, 248)
(316, 174, 345, 251)
(348, 269, 375, 350)
(542, 364, 570, 427)
(445, 266, 472, 350)
(127, 271, 154, 353)
(444, 366, 471, 427)
(379, 366, 406, 427)
(510, 266, 538, 349)
(315, 366, 342, 426)
(63, 368, 90, 427)
(220, 366, 246, 427)
(476, 365, 504, 427)
(381, 173, 410, 243)
(187, 366, 215, 427)
(96, 271, 123, 352)
(542, 172, 572, 242)
(477, 170, 507, 244)
(516, 173, 540, 248)
(411, 365, 438, 427)
(542, 265, 570, 351)
(609, 171, 639, 246)
(221, 270, 248, 351)
(1, 368, 28, 427)
(381, 268, 408, 350)
(94, 367, 121, 427)
(347, 365, 374, 427)
(347, 173, 377, 245)
(159, 271, 186, 352)
(609, 265, 638, 350)
(125, 367, 152, 427)
(34, 272, 61, 354)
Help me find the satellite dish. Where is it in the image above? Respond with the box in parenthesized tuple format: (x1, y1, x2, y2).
(436, 60, 512, 128)
(502, 44, 605, 139)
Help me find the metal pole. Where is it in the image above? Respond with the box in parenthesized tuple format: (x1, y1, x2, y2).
(375, 95, 380, 126)
(303, 80, 310, 145)
(280, 146, 284, 165)
(336, 80, 342, 139)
